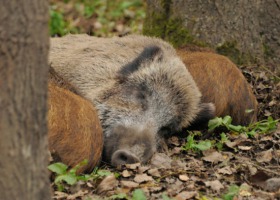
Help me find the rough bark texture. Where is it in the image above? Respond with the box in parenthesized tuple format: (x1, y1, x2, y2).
(0, 1, 51, 200)
(144, 0, 280, 73)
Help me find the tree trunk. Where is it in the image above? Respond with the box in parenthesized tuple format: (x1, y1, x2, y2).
(0, 1, 51, 200)
(144, 0, 280, 74)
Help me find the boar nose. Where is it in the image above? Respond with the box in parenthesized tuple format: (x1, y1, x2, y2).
(111, 150, 140, 166)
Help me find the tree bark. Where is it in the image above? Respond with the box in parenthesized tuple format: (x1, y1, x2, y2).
(0, 1, 51, 199)
(144, 0, 280, 73)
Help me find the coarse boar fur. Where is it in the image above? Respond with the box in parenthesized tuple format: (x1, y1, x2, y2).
(49, 34, 215, 166)
(176, 48, 258, 126)
(48, 68, 103, 173)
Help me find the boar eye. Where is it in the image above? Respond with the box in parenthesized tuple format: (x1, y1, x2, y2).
(137, 91, 146, 100)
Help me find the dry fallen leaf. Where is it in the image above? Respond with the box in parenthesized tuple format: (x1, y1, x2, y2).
(125, 163, 141, 170)
(247, 165, 258, 175)
(122, 170, 132, 178)
(66, 190, 88, 200)
(150, 153, 172, 169)
(138, 166, 150, 174)
(96, 174, 118, 195)
(149, 186, 163, 193)
(238, 145, 252, 151)
(167, 179, 185, 196)
(168, 136, 180, 146)
(148, 168, 161, 177)
(170, 147, 182, 155)
(53, 191, 68, 199)
(179, 174, 189, 182)
(120, 180, 139, 188)
(134, 174, 154, 183)
(175, 191, 197, 200)
(205, 180, 224, 192)
(202, 150, 224, 163)
(171, 160, 187, 170)
(256, 149, 273, 163)
(217, 166, 234, 175)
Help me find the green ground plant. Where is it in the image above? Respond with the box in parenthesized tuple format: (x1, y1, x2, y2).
(48, 160, 111, 191)
(182, 116, 278, 152)
(49, 0, 145, 36)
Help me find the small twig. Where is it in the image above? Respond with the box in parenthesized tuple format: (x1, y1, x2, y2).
(250, 163, 280, 176)
(259, 65, 280, 81)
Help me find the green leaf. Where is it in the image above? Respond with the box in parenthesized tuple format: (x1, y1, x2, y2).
(222, 185, 239, 200)
(245, 109, 254, 113)
(222, 115, 232, 126)
(132, 189, 146, 200)
(110, 193, 128, 200)
(228, 124, 244, 132)
(55, 174, 77, 185)
(220, 133, 228, 143)
(69, 159, 88, 174)
(56, 184, 64, 192)
(48, 162, 68, 175)
(193, 140, 212, 151)
(208, 117, 223, 131)
(97, 170, 112, 177)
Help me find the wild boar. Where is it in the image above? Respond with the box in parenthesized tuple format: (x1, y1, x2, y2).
(49, 34, 215, 166)
(177, 48, 258, 126)
(48, 68, 103, 173)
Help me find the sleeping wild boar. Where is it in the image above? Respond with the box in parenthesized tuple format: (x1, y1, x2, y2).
(177, 48, 258, 126)
(49, 34, 215, 166)
(48, 67, 103, 173)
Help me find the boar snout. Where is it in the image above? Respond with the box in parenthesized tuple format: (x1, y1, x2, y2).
(111, 150, 140, 166)
(103, 124, 157, 166)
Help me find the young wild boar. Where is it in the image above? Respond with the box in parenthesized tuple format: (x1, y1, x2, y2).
(48, 68, 103, 173)
(49, 34, 215, 166)
(176, 48, 258, 126)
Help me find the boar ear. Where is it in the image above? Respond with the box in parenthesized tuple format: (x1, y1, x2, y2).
(188, 103, 216, 130)
(119, 45, 163, 77)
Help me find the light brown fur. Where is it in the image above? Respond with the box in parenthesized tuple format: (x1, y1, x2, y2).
(48, 70, 103, 173)
(49, 34, 215, 166)
(177, 49, 258, 125)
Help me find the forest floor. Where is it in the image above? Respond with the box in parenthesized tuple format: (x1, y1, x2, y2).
(49, 1, 280, 199)
(49, 66, 280, 200)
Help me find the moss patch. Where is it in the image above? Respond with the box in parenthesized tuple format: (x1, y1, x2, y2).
(216, 41, 255, 65)
(144, 15, 206, 48)
(164, 18, 206, 48)
(143, 0, 206, 48)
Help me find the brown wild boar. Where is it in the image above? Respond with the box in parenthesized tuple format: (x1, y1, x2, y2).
(177, 49, 258, 126)
(49, 34, 215, 166)
(48, 68, 103, 173)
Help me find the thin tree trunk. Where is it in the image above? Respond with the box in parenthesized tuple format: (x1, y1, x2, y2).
(0, 1, 51, 199)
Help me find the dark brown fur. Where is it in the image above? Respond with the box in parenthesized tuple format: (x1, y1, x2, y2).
(177, 49, 258, 126)
(48, 69, 103, 173)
